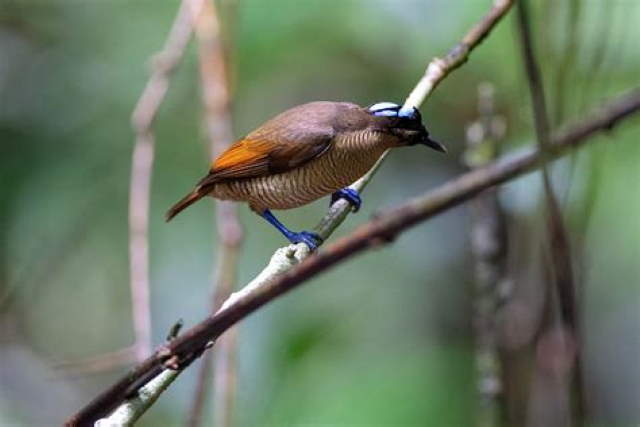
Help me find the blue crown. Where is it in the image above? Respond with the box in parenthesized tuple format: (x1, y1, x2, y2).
(368, 102, 419, 120)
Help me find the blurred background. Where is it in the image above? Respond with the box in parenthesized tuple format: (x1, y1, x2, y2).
(1, 0, 639, 426)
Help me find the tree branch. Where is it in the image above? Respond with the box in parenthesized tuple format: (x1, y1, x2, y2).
(94, 370, 180, 427)
(404, 0, 514, 109)
(94, 321, 185, 427)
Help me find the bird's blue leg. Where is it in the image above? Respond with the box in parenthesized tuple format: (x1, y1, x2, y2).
(331, 188, 362, 212)
(260, 209, 323, 251)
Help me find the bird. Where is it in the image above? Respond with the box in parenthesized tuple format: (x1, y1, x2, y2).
(166, 101, 445, 250)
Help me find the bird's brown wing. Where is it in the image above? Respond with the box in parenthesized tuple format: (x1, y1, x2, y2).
(197, 130, 333, 187)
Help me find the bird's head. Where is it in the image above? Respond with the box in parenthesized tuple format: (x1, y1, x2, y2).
(367, 102, 446, 153)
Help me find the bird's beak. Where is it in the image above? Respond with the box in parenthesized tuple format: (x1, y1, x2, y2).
(421, 135, 447, 153)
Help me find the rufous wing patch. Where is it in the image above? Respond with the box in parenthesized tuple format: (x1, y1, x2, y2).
(198, 133, 332, 187)
(213, 139, 273, 175)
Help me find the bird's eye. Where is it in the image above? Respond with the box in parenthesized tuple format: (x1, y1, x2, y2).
(368, 102, 400, 117)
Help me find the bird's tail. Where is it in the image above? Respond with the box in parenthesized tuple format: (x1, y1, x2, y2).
(166, 189, 205, 222)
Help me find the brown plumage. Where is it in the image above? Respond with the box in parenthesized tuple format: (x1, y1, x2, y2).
(166, 101, 444, 248)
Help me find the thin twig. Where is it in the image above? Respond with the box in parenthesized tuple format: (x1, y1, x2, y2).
(464, 83, 507, 427)
(60, 0, 201, 376)
(128, 0, 201, 363)
(67, 86, 640, 427)
(186, 1, 243, 426)
(404, 0, 514, 109)
(514, 1, 585, 421)
(211, 329, 237, 427)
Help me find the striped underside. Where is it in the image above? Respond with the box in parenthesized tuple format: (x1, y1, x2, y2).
(210, 131, 392, 211)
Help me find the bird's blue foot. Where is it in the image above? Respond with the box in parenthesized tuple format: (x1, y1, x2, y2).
(260, 209, 323, 251)
(331, 188, 362, 212)
(287, 230, 323, 251)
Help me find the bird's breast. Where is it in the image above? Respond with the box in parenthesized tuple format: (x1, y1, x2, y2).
(211, 131, 389, 211)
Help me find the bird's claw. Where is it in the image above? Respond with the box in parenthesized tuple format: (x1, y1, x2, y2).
(331, 188, 362, 212)
(289, 230, 323, 251)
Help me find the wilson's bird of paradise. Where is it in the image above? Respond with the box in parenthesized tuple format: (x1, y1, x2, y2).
(167, 101, 445, 250)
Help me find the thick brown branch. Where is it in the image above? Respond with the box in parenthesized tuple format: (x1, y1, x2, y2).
(66, 87, 640, 426)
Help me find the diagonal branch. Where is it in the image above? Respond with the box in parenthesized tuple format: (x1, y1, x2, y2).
(404, 0, 514, 109)
(68, 83, 640, 425)
(92, 322, 185, 427)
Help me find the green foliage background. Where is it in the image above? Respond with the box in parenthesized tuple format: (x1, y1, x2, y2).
(1, 1, 639, 425)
